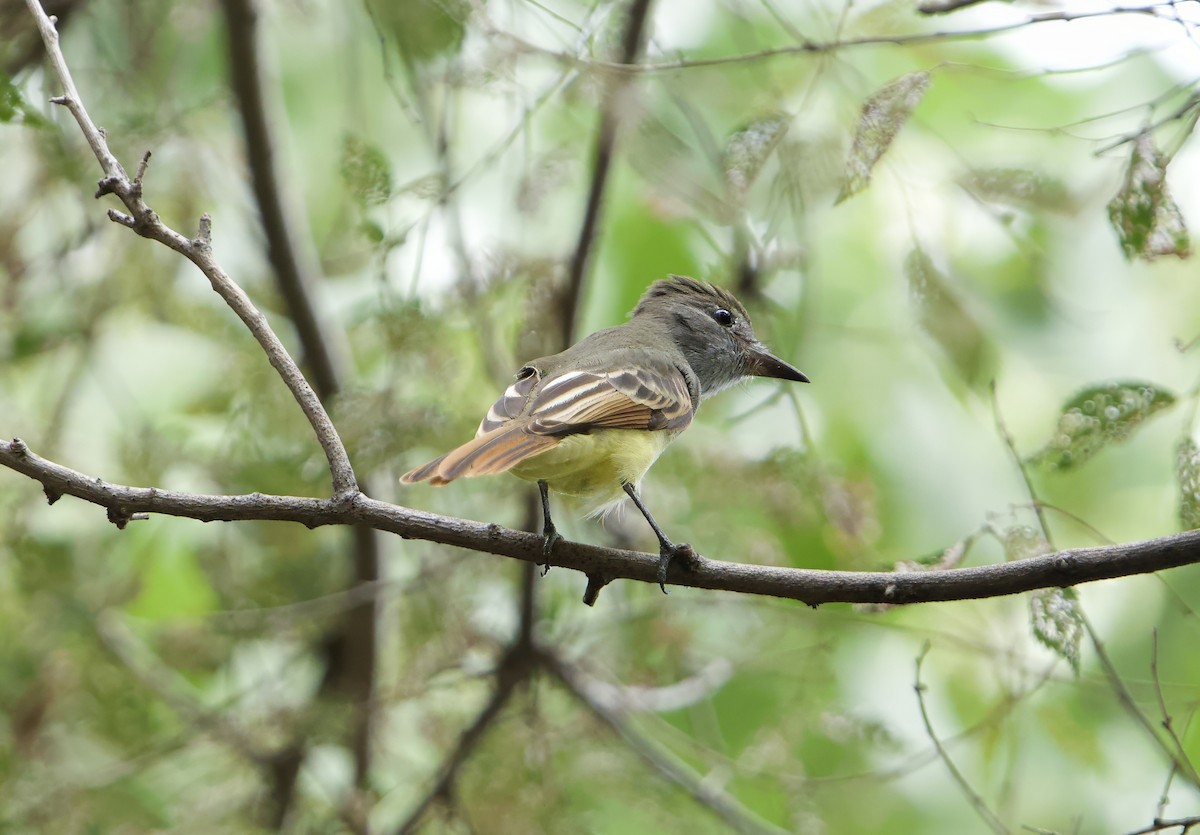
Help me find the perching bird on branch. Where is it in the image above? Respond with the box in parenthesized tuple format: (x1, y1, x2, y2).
(402, 275, 808, 595)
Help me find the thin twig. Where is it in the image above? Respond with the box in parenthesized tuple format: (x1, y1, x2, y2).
(95, 610, 270, 766)
(217, 0, 382, 802)
(544, 651, 786, 835)
(23, 0, 358, 497)
(1122, 815, 1200, 835)
(807, 661, 1057, 788)
(500, 5, 1175, 76)
(1084, 614, 1200, 790)
(559, 0, 656, 346)
(574, 659, 733, 713)
(991, 382, 1053, 547)
(218, 0, 345, 398)
(1095, 91, 1200, 155)
(1151, 630, 1184, 825)
(7, 437, 1200, 605)
(918, 0, 992, 14)
(914, 643, 1010, 834)
(394, 642, 537, 834)
(995, 383, 1200, 790)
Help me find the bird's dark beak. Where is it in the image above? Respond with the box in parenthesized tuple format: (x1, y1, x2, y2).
(746, 344, 809, 383)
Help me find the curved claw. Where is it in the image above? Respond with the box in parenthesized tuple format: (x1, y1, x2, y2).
(541, 528, 562, 576)
(537, 479, 560, 576)
(656, 542, 695, 594)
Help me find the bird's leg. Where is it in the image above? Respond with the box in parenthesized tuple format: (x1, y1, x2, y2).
(537, 480, 561, 575)
(622, 482, 696, 594)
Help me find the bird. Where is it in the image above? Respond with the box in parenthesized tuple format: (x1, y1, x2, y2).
(401, 275, 808, 595)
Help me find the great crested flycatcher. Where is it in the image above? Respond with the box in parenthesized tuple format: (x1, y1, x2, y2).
(401, 275, 808, 592)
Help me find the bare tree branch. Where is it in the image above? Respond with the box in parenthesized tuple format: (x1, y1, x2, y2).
(218, 0, 382, 799)
(571, 659, 733, 713)
(387, 0, 658, 785)
(544, 651, 787, 835)
(1095, 90, 1200, 155)
(400, 2, 663, 818)
(6, 436, 1200, 606)
(1151, 629, 1192, 818)
(219, 0, 346, 397)
(1084, 615, 1200, 790)
(394, 641, 538, 834)
(498, 5, 1176, 76)
(1122, 815, 1200, 835)
(95, 610, 272, 767)
(914, 644, 1010, 834)
(917, 0, 992, 15)
(559, 0, 655, 347)
(22, 0, 358, 498)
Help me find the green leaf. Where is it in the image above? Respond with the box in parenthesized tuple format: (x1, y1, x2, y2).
(369, 0, 466, 63)
(1178, 438, 1200, 530)
(1106, 134, 1191, 261)
(0, 75, 21, 123)
(836, 71, 931, 203)
(1004, 524, 1050, 562)
(722, 112, 791, 202)
(961, 168, 1074, 213)
(1030, 587, 1084, 674)
(1029, 381, 1176, 470)
(1004, 526, 1083, 673)
(905, 247, 988, 383)
(340, 133, 392, 207)
(0, 74, 48, 128)
(991, 528, 1089, 679)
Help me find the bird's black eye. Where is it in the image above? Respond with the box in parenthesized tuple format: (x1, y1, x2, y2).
(712, 308, 734, 327)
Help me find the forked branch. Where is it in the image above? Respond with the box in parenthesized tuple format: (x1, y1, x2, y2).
(23, 0, 357, 497)
(4, 437, 1200, 606)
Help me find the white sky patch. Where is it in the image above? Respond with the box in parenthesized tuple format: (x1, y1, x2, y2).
(949, 1, 1200, 80)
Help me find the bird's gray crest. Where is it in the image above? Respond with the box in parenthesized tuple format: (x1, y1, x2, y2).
(631, 275, 749, 321)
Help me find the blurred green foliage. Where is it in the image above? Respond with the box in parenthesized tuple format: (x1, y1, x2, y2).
(1029, 381, 1176, 471)
(1108, 134, 1193, 261)
(2, 0, 1200, 833)
(836, 70, 931, 204)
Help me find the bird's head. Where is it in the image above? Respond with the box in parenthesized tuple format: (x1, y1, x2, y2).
(632, 275, 809, 397)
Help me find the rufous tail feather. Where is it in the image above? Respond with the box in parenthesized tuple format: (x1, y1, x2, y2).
(400, 422, 561, 485)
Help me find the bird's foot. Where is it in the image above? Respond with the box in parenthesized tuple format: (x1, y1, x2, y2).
(537, 479, 560, 576)
(540, 526, 562, 576)
(656, 542, 696, 594)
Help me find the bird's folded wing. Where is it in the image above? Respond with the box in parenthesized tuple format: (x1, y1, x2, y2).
(478, 367, 539, 435)
(526, 365, 694, 433)
(400, 360, 695, 484)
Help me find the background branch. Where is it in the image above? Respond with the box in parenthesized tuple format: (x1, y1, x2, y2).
(394, 642, 537, 834)
(22, 0, 358, 497)
(219, 0, 381, 802)
(559, 0, 655, 347)
(505, 5, 1174, 75)
(9, 0, 1200, 828)
(914, 644, 1010, 834)
(544, 651, 786, 835)
(219, 0, 346, 395)
(1123, 815, 1200, 835)
(404, 1, 658, 818)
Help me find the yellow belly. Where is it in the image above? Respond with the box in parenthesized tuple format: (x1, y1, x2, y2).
(510, 429, 677, 515)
